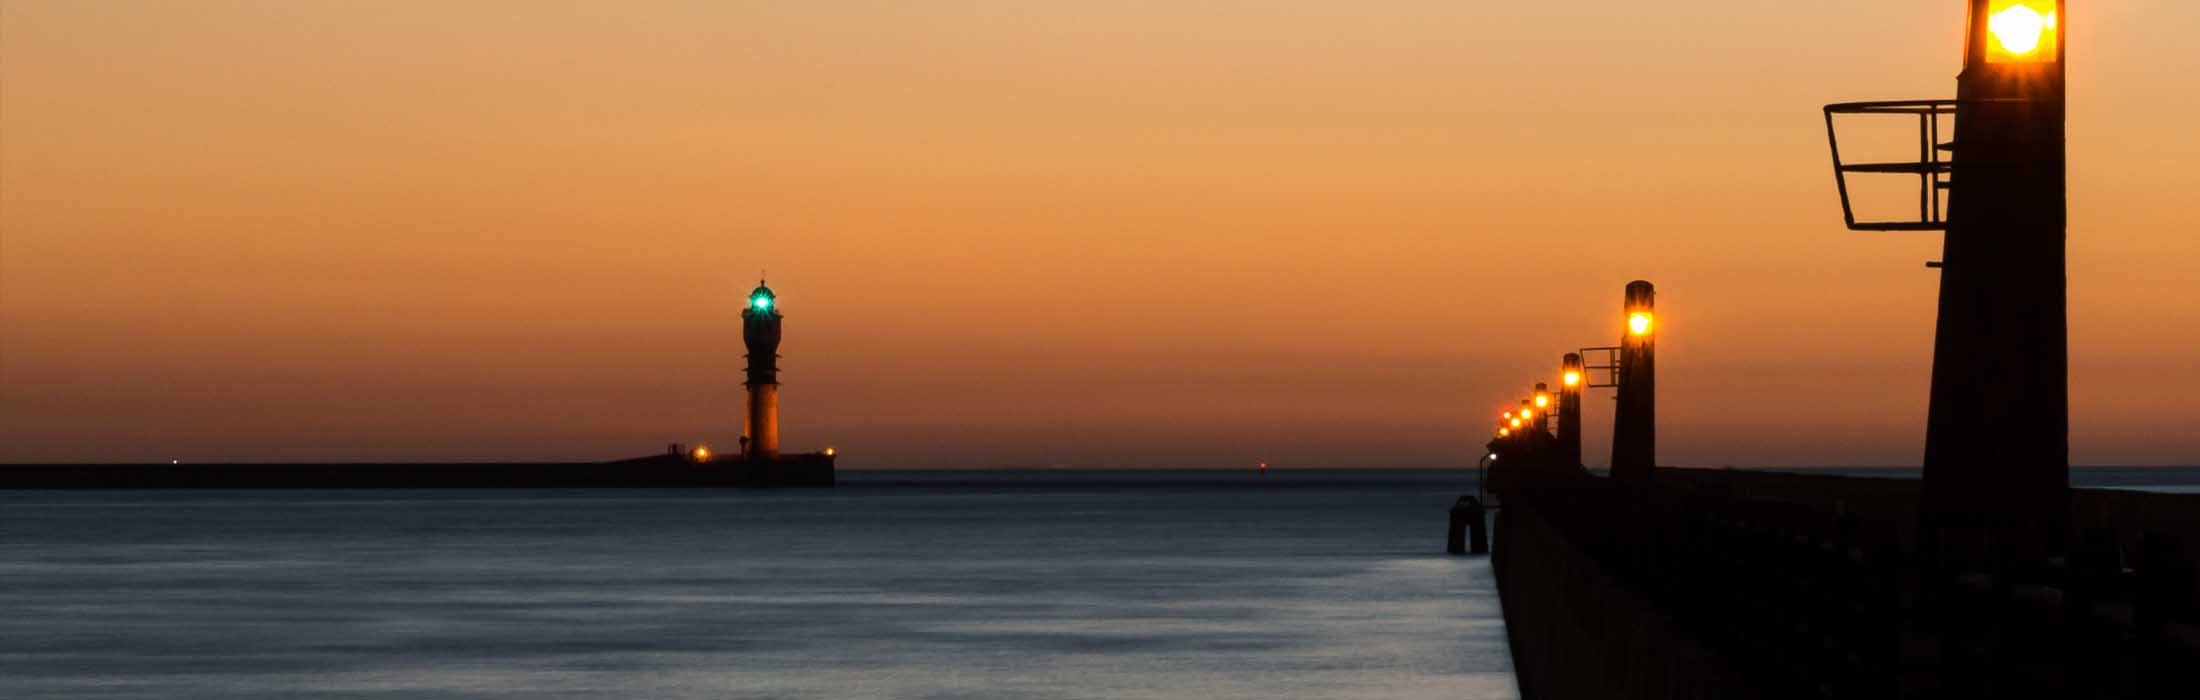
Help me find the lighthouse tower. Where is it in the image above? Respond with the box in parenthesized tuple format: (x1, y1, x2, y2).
(742, 280, 781, 461)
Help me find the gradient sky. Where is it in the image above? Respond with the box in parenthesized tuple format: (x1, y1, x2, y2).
(3, 1, 2196, 467)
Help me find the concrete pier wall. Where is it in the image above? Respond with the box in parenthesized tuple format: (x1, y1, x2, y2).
(1496, 500, 1752, 698)
(1490, 468, 2200, 699)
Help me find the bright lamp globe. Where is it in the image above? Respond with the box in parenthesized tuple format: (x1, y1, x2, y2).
(1990, 5, 2045, 55)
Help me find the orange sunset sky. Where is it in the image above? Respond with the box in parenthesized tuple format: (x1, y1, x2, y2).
(3, 1, 2196, 467)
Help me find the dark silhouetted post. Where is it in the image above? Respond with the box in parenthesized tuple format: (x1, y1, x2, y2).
(1448, 495, 1487, 555)
(1558, 353, 1585, 469)
(1532, 383, 1552, 436)
(1921, 0, 2069, 546)
(1610, 281, 1655, 482)
(743, 281, 783, 461)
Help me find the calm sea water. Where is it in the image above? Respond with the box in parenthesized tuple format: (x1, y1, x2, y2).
(0, 469, 1517, 700)
(9, 467, 2195, 700)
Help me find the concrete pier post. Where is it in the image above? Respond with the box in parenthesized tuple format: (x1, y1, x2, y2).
(1533, 383, 1552, 436)
(1449, 495, 1488, 555)
(1559, 353, 1585, 469)
(1920, 0, 2070, 547)
(1611, 281, 1656, 481)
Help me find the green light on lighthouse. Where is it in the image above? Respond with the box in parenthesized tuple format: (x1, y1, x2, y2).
(748, 282, 775, 312)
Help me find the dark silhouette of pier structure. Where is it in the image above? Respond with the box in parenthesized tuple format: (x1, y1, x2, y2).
(1462, 3, 2200, 697)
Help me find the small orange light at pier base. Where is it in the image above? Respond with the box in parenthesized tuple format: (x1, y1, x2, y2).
(1985, 0, 2058, 63)
(692, 446, 711, 461)
(1628, 312, 1653, 336)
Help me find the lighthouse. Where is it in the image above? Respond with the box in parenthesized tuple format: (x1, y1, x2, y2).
(742, 280, 781, 461)
(610, 278, 831, 486)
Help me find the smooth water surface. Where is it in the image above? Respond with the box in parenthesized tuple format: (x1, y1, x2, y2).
(0, 470, 1516, 699)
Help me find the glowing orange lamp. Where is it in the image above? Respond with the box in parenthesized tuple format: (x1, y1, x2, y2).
(1985, 0, 2058, 63)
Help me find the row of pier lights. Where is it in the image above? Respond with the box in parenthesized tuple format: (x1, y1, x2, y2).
(1472, 0, 2076, 554)
(1451, 279, 1656, 554)
(1486, 280, 1656, 483)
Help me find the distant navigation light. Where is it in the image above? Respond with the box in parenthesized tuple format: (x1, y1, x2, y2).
(692, 445, 712, 461)
(1502, 411, 1513, 421)
(823, 447, 837, 457)
(1564, 371, 1582, 387)
(1986, 1, 2057, 63)
(752, 295, 773, 310)
(1499, 428, 1511, 438)
(1628, 312, 1653, 336)
(1509, 418, 1523, 429)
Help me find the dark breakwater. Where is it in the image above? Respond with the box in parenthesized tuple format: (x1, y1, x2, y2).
(1488, 467, 2200, 698)
(0, 455, 833, 489)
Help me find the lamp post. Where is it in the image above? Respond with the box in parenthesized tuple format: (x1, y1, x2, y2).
(1825, 2, 2068, 542)
(1610, 281, 1656, 482)
(1558, 353, 1585, 469)
(1519, 399, 1536, 439)
(1532, 384, 1552, 436)
(1919, 0, 2069, 543)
